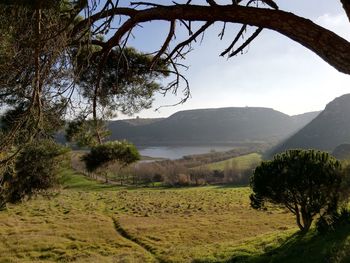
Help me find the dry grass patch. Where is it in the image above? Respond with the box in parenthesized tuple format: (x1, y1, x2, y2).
(0, 193, 155, 262)
(0, 170, 296, 262)
(115, 187, 295, 262)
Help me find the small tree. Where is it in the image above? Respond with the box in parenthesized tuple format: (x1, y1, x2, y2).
(250, 149, 343, 232)
(82, 141, 140, 179)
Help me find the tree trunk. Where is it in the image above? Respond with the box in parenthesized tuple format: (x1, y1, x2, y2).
(92, 95, 102, 145)
(301, 208, 312, 233)
(294, 204, 305, 231)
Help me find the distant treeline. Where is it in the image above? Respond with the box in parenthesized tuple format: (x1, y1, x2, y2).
(71, 146, 263, 187)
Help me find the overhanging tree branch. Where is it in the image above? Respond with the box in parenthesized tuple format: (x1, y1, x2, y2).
(341, 0, 350, 22)
(75, 4, 350, 75)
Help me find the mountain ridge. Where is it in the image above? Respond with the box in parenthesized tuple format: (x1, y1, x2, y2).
(268, 94, 350, 156)
(108, 107, 320, 146)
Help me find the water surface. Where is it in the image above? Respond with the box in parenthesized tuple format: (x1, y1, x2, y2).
(138, 146, 235, 160)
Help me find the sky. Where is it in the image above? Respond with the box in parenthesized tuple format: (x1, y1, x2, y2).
(117, 0, 350, 119)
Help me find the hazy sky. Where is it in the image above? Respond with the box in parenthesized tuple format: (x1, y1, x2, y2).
(119, 1, 350, 119)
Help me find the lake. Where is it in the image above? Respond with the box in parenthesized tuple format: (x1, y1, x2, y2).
(138, 146, 235, 160)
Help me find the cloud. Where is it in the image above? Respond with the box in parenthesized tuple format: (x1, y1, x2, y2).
(315, 13, 350, 40)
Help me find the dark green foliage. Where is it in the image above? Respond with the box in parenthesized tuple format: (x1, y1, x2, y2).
(1, 103, 65, 145)
(77, 46, 169, 116)
(3, 140, 69, 204)
(1, 0, 66, 9)
(212, 169, 224, 178)
(66, 47, 170, 147)
(316, 163, 350, 233)
(65, 118, 111, 147)
(250, 149, 344, 232)
(82, 141, 140, 172)
(316, 208, 350, 234)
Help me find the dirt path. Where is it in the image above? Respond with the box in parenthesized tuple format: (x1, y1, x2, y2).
(112, 217, 163, 263)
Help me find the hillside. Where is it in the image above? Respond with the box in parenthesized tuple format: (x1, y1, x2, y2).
(1, 169, 349, 262)
(121, 117, 164, 126)
(291, 111, 320, 127)
(108, 107, 319, 146)
(332, 144, 350, 160)
(268, 94, 350, 156)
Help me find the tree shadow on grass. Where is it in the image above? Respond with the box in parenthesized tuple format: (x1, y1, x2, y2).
(193, 225, 350, 263)
(213, 183, 248, 189)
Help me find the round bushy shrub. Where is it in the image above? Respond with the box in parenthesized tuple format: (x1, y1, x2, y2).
(82, 140, 140, 172)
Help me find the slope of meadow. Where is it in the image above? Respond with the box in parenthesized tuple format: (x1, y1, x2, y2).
(201, 153, 262, 171)
(0, 169, 349, 262)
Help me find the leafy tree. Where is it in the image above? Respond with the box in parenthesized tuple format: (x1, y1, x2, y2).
(250, 149, 344, 232)
(67, 47, 169, 145)
(0, 1, 79, 152)
(65, 118, 111, 147)
(76, 47, 169, 117)
(0, 1, 173, 157)
(82, 141, 140, 172)
(1, 102, 65, 146)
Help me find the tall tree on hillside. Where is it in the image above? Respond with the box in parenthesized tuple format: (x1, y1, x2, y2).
(0, 1, 172, 153)
(0, 1, 77, 153)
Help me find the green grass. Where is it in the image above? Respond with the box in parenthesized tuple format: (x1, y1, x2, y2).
(200, 153, 262, 171)
(59, 168, 117, 192)
(191, 225, 350, 263)
(1, 169, 350, 262)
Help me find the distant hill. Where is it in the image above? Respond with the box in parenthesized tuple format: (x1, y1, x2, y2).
(268, 94, 350, 157)
(121, 117, 164, 126)
(291, 111, 320, 127)
(107, 107, 319, 146)
(332, 144, 350, 160)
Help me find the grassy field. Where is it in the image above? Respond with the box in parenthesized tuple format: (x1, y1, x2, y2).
(201, 153, 262, 171)
(0, 169, 349, 262)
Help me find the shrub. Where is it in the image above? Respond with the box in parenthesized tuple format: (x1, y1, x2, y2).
(316, 208, 350, 234)
(177, 174, 190, 186)
(5, 140, 69, 204)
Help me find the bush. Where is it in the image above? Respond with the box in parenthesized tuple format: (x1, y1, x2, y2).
(177, 174, 190, 186)
(4, 140, 69, 204)
(316, 208, 350, 234)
